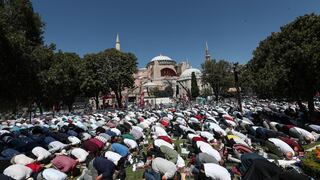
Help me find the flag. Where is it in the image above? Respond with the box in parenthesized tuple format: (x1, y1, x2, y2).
(140, 91, 145, 108)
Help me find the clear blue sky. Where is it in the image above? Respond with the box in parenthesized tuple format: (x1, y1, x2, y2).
(32, 0, 320, 68)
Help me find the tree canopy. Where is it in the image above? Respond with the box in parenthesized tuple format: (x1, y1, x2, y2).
(0, 0, 44, 111)
(80, 53, 110, 109)
(151, 86, 174, 98)
(98, 49, 138, 108)
(0, 0, 140, 113)
(202, 59, 233, 101)
(246, 13, 320, 113)
(191, 72, 200, 99)
(41, 52, 81, 112)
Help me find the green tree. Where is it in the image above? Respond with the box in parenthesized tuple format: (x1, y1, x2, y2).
(176, 85, 179, 96)
(247, 13, 320, 114)
(42, 52, 81, 112)
(149, 87, 159, 97)
(238, 64, 254, 96)
(0, 0, 44, 112)
(80, 53, 110, 110)
(164, 86, 174, 98)
(201, 88, 213, 97)
(31, 44, 56, 113)
(100, 49, 137, 108)
(202, 59, 233, 101)
(151, 86, 174, 98)
(191, 72, 200, 99)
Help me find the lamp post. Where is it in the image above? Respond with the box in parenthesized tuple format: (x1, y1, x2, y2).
(233, 62, 242, 113)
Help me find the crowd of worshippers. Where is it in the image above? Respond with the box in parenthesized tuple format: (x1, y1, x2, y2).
(0, 101, 319, 180)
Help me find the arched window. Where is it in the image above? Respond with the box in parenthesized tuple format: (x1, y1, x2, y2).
(160, 68, 177, 77)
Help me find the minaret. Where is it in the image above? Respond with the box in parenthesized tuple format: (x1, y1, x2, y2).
(205, 41, 211, 62)
(116, 34, 120, 51)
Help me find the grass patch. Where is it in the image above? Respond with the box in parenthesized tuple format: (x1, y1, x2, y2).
(126, 166, 144, 179)
(302, 141, 320, 150)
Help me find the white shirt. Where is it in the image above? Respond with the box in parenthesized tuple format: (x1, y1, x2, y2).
(0, 130, 10, 135)
(231, 130, 248, 141)
(176, 117, 186, 125)
(189, 117, 199, 124)
(176, 155, 185, 168)
(32, 146, 52, 161)
(251, 126, 262, 131)
(204, 163, 231, 180)
(240, 117, 253, 125)
(124, 138, 138, 149)
(269, 121, 279, 127)
(152, 157, 177, 179)
(12, 154, 35, 165)
(179, 125, 189, 132)
(309, 124, 320, 132)
(138, 122, 149, 129)
(179, 125, 196, 134)
(75, 121, 87, 131)
(206, 122, 227, 136)
(188, 134, 200, 141)
(175, 112, 184, 118)
(4, 164, 32, 180)
(68, 136, 81, 145)
(229, 135, 249, 147)
(131, 128, 144, 140)
(268, 138, 294, 155)
(81, 132, 92, 141)
(196, 141, 221, 161)
(132, 126, 144, 132)
(293, 127, 315, 141)
(42, 168, 68, 180)
(200, 131, 215, 141)
(105, 151, 122, 165)
(167, 114, 174, 120)
(48, 141, 67, 153)
(110, 128, 121, 136)
(207, 116, 218, 124)
(70, 148, 89, 163)
(226, 119, 237, 127)
(154, 139, 174, 149)
(152, 126, 168, 137)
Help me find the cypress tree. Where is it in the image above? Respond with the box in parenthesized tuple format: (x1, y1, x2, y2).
(191, 72, 200, 99)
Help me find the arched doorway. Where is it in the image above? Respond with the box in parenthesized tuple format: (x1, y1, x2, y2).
(160, 68, 177, 77)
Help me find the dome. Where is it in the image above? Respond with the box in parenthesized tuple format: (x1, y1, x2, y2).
(179, 68, 202, 80)
(150, 54, 173, 62)
(180, 68, 202, 77)
(143, 81, 157, 87)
